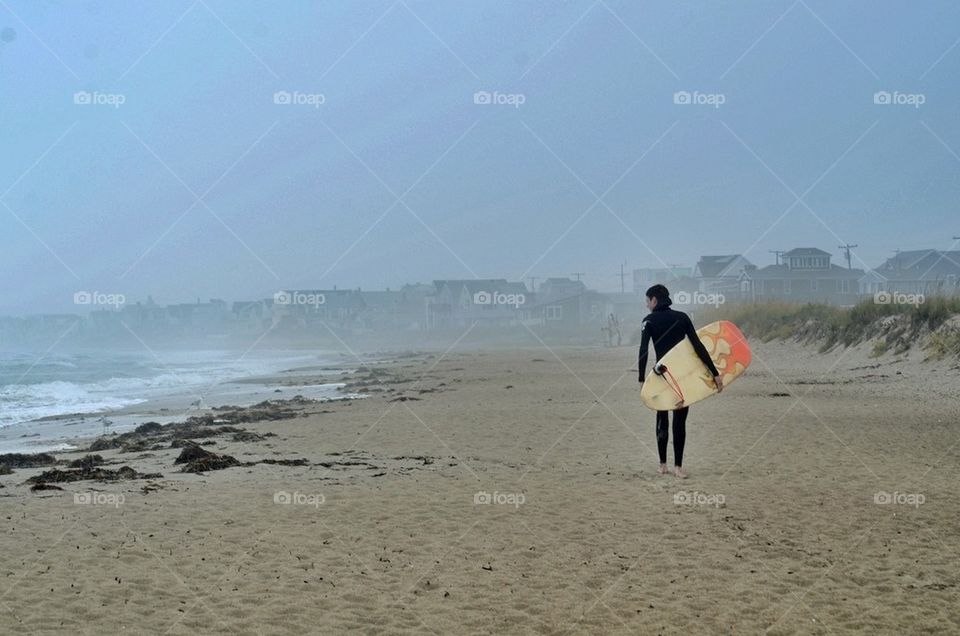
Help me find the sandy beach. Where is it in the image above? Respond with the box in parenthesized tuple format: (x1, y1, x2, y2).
(1, 340, 958, 634)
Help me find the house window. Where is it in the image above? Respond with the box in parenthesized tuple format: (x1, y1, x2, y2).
(546, 305, 562, 320)
(840, 280, 850, 293)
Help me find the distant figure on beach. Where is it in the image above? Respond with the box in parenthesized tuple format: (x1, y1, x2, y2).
(608, 313, 622, 346)
(637, 284, 722, 479)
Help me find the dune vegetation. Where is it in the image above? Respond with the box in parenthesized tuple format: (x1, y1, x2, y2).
(694, 297, 960, 358)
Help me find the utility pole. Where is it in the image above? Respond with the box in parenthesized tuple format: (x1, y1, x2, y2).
(838, 243, 858, 270)
(571, 272, 585, 282)
(769, 250, 785, 265)
(616, 262, 627, 293)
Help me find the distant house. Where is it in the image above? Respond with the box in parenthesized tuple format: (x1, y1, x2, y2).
(741, 248, 863, 305)
(521, 277, 617, 330)
(231, 299, 274, 332)
(116, 297, 170, 332)
(357, 290, 402, 329)
(273, 289, 365, 329)
(427, 279, 528, 328)
(538, 277, 586, 297)
(522, 289, 608, 330)
(166, 299, 229, 331)
(693, 255, 753, 294)
(632, 266, 693, 293)
(859, 250, 960, 296)
(396, 283, 434, 330)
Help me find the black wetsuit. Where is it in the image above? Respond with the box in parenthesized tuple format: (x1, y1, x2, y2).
(638, 304, 719, 467)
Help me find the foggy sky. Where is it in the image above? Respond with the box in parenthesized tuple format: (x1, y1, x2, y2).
(2, 0, 959, 314)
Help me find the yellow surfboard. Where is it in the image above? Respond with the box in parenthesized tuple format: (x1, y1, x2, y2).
(640, 320, 751, 411)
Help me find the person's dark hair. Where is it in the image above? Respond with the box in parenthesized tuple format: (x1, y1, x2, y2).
(645, 284, 672, 307)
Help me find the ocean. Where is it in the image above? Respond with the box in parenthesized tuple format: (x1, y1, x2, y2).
(0, 349, 348, 452)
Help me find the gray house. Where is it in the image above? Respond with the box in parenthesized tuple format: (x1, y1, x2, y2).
(522, 289, 608, 330)
(693, 254, 753, 294)
(272, 289, 365, 329)
(740, 248, 863, 305)
(860, 250, 960, 296)
(427, 279, 528, 328)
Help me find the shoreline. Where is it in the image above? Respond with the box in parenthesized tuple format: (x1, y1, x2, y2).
(0, 350, 401, 454)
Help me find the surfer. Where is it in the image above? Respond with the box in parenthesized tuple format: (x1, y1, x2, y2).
(637, 284, 722, 478)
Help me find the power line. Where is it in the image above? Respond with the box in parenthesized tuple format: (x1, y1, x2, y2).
(838, 243, 858, 270)
(615, 262, 627, 293)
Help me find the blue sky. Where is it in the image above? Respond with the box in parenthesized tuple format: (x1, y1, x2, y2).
(2, 0, 959, 313)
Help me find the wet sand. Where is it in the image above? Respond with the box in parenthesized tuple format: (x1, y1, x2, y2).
(0, 341, 958, 634)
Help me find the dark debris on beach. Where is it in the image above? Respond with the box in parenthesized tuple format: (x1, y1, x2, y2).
(0, 452, 58, 470)
(27, 462, 162, 484)
(85, 400, 310, 453)
(174, 443, 241, 473)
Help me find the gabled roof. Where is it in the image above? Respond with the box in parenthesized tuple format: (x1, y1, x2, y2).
(877, 249, 937, 270)
(695, 255, 749, 278)
(432, 279, 528, 296)
(784, 247, 831, 257)
(876, 250, 960, 277)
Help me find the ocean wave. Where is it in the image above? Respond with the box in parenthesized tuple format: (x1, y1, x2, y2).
(0, 381, 146, 428)
(0, 351, 341, 429)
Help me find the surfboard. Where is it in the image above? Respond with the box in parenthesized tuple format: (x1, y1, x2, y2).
(640, 320, 751, 411)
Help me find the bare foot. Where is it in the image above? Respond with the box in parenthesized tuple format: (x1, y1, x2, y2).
(657, 464, 669, 476)
(674, 467, 688, 479)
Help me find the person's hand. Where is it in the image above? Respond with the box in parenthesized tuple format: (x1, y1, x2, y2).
(713, 375, 723, 392)
(638, 376, 644, 385)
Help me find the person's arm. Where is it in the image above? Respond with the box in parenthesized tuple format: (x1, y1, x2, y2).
(684, 315, 720, 378)
(638, 320, 650, 382)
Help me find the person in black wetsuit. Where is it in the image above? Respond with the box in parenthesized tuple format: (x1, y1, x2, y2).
(637, 284, 722, 478)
